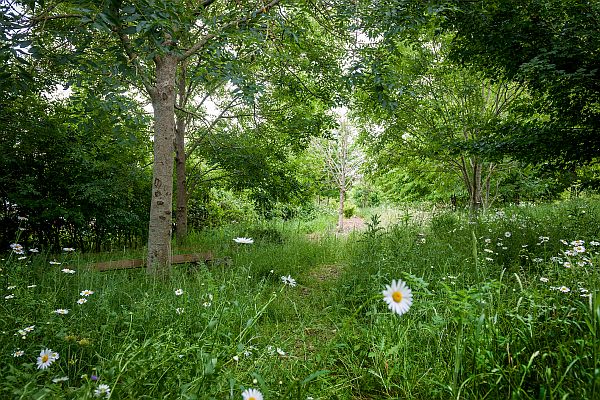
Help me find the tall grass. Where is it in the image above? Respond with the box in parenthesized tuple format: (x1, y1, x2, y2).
(1, 198, 599, 399)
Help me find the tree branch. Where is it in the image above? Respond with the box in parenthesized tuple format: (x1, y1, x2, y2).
(180, 0, 282, 61)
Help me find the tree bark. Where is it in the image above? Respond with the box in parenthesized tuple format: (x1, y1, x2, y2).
(338, 185, 345, 232)
(147, 54, 178, 276)
(469, 158, 482, 217)
(175, 65, 188, 245)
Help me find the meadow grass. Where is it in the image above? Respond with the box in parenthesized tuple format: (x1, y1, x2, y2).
(1, 198, 599, 399)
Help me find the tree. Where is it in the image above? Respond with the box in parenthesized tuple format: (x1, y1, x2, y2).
(171, 18, 343, 242)
(17, 0, 325, 276)
(437, 0, 600, 167)
(313, 118, 363, 231)
(352, 36, 524, 213)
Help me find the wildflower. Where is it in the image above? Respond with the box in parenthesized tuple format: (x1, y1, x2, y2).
(12, 350, 24, 357)
(281, 275, 297, 287)
(61, 268, 76, 274)
(559, 286, 570, 293)
(17, 256, 27, 260)
(53, 309, 69, 315)
(533, 258, 543, 263)
(241, 388, 263, 400)
(202, 302, 211, 307)
(382, 279, 413, 316)
(52, 376, 69, 383)
(539, 277, 549, 283)
(485, 257, 494, 262)
(564, 250, 577, 256)
(93, 383, 111, 398)
(538, 236, 549, 243)
(62, 247, 76, 252)
(176, 307, 184, 315)
(10, 243, 24, 253)
(277, 348, 286, 356)
(37, 348, 58, 370)
(80, 289, 94, 296)
(484, 238, 492, 244)
(29, 248, 39, 253)
(17, 216, 28, 221)
(563, 261, 572, 268)
(49, 260, 61, 265)
(27, 284, 37, 288)
(233, 237, 254, 244)
(174, 288, 184, 296)
(7, 285, 16, 290)
(573, 245, 586, 253)
(590, 241, 600, 246)
(505, 232, 512, 238)
(5, 294, 14, 300)
(571, 240, 585, 246)
(233, 355, 239, 362)
(91, 375, 99, 381)
(24, 325, 35, 332)
(550, 257, 563, 263)
(483, 248, 494, 253)
(77, 298, 87, 305)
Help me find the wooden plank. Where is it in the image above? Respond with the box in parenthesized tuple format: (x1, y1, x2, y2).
(93, 252, 213, 271)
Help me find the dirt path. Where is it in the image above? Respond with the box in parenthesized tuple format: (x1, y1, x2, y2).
(338, 216, 367, 234)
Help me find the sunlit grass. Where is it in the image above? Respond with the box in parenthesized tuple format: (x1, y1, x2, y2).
(1, 198, 599, 399)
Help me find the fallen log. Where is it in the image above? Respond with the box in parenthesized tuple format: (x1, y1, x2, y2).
(92, 252, 213, 271)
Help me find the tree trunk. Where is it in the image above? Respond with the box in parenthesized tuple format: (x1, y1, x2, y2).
(175, 65, 188, 245)
(338, 185, 345, 232)
(147, 55, 178, 276)
(469, 159, 482, 217)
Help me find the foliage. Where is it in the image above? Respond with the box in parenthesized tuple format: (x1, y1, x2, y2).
(439, 0, 599, 167)
(0, 88, 151, 251)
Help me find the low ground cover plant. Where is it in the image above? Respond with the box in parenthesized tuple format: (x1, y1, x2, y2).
(1, 199, 599, 399)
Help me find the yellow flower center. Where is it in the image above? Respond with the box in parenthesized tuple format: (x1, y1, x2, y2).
(392, 291, 403, 303)
(41, 354, 49, 363)
(249, 398, 256, 400)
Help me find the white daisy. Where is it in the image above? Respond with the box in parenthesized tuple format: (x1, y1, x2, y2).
(61, 268, 76, 274)
(53, 309, 69, 315)
(29, 248, 39, 253)
(49, 260, 61, 265)
(281, 275, 297, 287)
(241, 388, 263, 400)
(174, 288, 184, 296)
(559, 286, 570, 293)
(77, 298, 87, 305)
(539, 277, 549, 283)
(504, 232, 512, 238)
(62, 247, 76, 252)
(382, 279, 413, 316)
(276, 347, 286, 356)
(12, 350, 24, 357)
(233, 237, 254, 244)
(93, 383, 111, 398)
(37, 348, 58, 370)
(80, 290, 94, 296)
